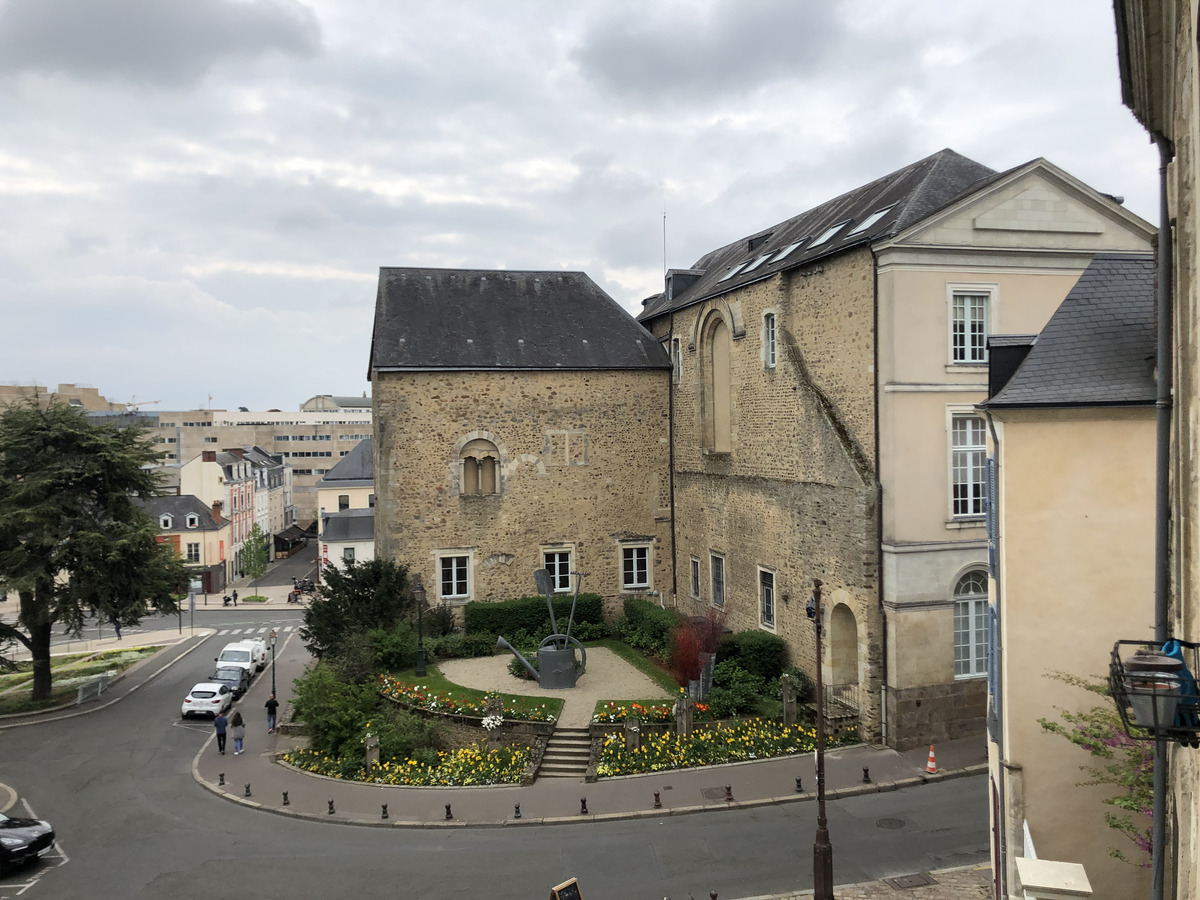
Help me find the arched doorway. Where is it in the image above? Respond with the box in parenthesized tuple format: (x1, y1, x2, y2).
(828, 602, 860, 713)
(703, 317, 732, 452)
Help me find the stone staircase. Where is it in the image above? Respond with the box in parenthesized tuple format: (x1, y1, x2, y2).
(536, 726, 592, 778)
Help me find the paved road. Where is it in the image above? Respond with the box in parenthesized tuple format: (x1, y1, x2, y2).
(0, 607, 989, 900)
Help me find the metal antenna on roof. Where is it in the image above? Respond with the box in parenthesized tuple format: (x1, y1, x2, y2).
(663, 207, 668, 276)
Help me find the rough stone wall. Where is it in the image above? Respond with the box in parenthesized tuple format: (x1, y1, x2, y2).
(657, 248, 884, 742)
(373, 368, 671, 604)
(885, 679, 986, 751)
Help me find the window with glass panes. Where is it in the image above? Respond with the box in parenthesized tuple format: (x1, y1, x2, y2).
(952, 415, 987, 517)
(952, 292, 988, 363)
(186, 543, 200, 563)
(440, 555, 469, 599)
(764, 313, 777, 368)
(711, 553, 725, 607)
(759, 569, 775, 626)
(954, 570, 988, 676)
(621, 546, 649, 589)
(543, 551, 571, 592)
(690, 557, 701, 597)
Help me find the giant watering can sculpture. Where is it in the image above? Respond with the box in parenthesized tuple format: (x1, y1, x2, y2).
(496, 569, 588, 689)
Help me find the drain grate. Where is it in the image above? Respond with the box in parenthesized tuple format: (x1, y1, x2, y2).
(700, 787, 726, 800)
(884, 873, 937, 890)
(875, 817, 907, 830)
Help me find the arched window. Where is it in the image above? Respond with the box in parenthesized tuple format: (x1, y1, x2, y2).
(953, 570, 988, 677)
(460, 439, 500, 495)
(703, 316, 732, 452)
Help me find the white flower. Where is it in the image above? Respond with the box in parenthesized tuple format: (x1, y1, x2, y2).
(482, 715, 503, 731)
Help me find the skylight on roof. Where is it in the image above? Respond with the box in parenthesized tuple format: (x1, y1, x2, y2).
(717, 262, 747, 282)
(809, 221, 849, 248)
(740, 253, 772, 274)
(771, 241, 804, 263)
(848, 205, 894, 236)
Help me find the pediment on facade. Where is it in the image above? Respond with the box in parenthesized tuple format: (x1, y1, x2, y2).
(885, 160, 1154, 254)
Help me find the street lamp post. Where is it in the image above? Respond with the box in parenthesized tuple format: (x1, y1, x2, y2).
(806, 577, 834, 900)
(413, 582, 427, 678)
(269, 628, 277, 696)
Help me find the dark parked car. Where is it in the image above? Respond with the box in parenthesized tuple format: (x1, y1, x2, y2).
(0, 811, 55, 874)
(210, 665, 251, 699)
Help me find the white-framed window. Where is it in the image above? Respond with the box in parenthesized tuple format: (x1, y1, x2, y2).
(160, 515, 172, 529)
(954, 570, 988, 677)
(186, 543, 200, 563)
(950, 287, 992, 364)
(763, 312, 777, 369)
(343, 547, 355, 563)
(438, 554, 471, 600)
(759, 568, 775, 627)
(710, 552, 725, 608)
(621, 545, 650, 590)
(186, 514, 199, 529)
(951, 413, 987, 518)
(690, 556, 701, 598)
(543, 550, 572, 592)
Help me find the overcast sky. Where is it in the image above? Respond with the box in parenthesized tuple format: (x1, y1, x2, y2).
(0, 0, 1158, 412)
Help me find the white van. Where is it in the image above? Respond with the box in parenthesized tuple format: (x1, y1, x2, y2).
(238, 637, 268, 672)
(215, 643, 256, 676)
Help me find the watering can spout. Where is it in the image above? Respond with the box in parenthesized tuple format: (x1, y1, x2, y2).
(496, 636, 540, 681)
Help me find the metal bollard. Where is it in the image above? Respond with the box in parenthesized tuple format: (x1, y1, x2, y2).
(445, 803, 452, 820)
(244, 783, 251, 798)
(514, 803, 521, 819)
(724, 785, 733, 802)
(653, 791, 661, 809)
(328, 800, 335, 815)
(795, 776, 803, 793)
(282, 791, 289, 806)
(381, 804, 388, 819)
(218, 773, 225, 786)
(711, 892, 718, 900)
(580, 797, 588, 815)
(863, 766, 871, 784)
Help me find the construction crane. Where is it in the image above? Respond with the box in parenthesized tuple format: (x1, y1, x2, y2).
(125, 398, 161, 409)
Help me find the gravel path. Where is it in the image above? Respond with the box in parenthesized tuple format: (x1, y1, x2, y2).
(435, 647, 674, 727)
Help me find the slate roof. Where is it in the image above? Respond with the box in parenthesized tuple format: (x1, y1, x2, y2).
(330, 396, 371, 408)
(982, 253, 1156, 408)
(136, 495, 224, 532)
(317, 438, 373, 488)
(639, 148, 999, 321)
(370, 269, 672, 372)
(322, 508, 375, 542)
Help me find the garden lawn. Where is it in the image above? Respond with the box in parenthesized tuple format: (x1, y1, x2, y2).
(379, 666, 563, 722)
(0, 647, 160, 715)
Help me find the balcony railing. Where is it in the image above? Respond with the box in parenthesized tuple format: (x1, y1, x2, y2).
(824, 682, 860, 715)
(1109, 639, 1200, 747)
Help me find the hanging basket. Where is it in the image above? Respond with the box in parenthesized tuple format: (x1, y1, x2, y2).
(1109, 639, 1200, 747)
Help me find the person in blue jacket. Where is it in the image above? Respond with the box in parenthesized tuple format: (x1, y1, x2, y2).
(213, 710, 228, 754)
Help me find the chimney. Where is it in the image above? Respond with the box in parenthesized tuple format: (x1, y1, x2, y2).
(211, 500, 223, 524)
(226, 447, 246, 459)
(202, 450, 216, 463)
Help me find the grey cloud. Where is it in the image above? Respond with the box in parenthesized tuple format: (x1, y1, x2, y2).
(0, 0, 321, 87)
(571, 0, 842, 104)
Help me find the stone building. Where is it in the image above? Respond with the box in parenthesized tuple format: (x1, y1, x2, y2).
(369, 269, 672, 610)
(639, 148, 1153, 747)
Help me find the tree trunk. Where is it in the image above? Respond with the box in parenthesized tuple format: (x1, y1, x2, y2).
(19, 589, 54, 701)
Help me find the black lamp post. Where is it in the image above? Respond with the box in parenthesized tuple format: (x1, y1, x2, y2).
(806, 577, 834, 900)
(269, 628, 277, 696)
(413, 582, 427, 678)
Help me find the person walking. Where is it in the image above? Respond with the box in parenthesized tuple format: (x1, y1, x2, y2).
(265, 692, 279, 733)
(230, 710, 246, 755)
(112, 618, 122, 640)
(213, 710, 228, 755)
(231, 589, 238, 607)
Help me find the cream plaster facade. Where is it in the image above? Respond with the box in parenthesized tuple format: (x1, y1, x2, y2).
(988, 407, 1154, 899)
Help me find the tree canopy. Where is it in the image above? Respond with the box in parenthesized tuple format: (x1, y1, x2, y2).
(300, 557, 413, 658)
(242, 523, 269, 584)
(0, 401, 188, 698)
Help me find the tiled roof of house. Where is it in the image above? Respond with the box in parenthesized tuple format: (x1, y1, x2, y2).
(317, 438, 373, 488)
(322, 508, 375, 542)
(983, 253, 1156, 408)
(639, 148, 998, 320)
(136, 494, 224, 531)
(370, 269, 672, 372)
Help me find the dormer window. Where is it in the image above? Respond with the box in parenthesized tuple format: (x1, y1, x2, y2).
(185, 514, 199, 529)
(747, 233, 772, 252)
(160, 515, 172, 529)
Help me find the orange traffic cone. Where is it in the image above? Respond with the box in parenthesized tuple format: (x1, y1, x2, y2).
(925, 744, 938, 774)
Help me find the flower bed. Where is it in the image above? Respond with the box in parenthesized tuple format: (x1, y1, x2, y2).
(592, 699, 713, 724)
(282, 745, 530, 786)
(595, 718, 858, 777)
(378, 675, 558, 723)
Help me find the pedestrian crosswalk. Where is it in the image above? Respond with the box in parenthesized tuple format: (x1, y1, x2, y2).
(215, 625, 298, 636)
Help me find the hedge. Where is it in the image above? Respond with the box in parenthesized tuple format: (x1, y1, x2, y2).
(463, 593, 605, 636)
(615, 595, 683, 657)
(716, 630, 790, 682)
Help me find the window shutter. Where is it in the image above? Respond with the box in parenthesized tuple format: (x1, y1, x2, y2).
(987, 605, 1000, 743)
(986, 457, 997, 575)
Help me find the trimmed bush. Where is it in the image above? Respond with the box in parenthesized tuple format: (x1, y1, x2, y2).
(463, 593, 605, 636)
(716, 630, 789, 682)
(615, 596, 683, 657)
(425, 633, 496, 660)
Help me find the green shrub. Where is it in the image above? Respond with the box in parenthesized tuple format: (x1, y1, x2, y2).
(507, 654, 539, 680)
(331, 630, 383, 685)
(568, 620, 610, 642)
(368, 621, 418, 671)
(463, 593, 605, 636)
(424, 604, 457, 637)
(780, 666, 816, 704)
(615, 596, 682, 657)
(291, 664, 381, 757)
(425, 633, 496, 660)
(717, 630, 789, 682)
(375, 709, 447, 763)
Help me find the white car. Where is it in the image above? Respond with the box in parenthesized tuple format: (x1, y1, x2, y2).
(181, 682, 233, 719)
(215, 643, 256, 676)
